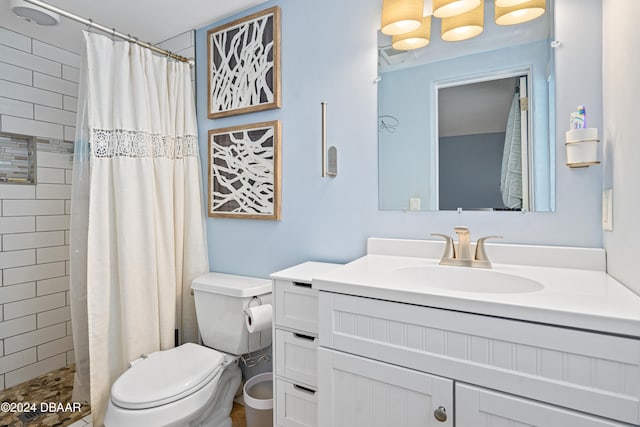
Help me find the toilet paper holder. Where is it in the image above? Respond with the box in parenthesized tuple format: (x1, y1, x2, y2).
(242, 296, 271, 368)
(246, 296, 262, 308)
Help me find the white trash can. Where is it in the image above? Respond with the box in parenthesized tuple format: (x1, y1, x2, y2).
(243, 372, 273, 427)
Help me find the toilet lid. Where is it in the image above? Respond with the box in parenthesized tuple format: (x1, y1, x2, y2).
(111, 343, 225, 410)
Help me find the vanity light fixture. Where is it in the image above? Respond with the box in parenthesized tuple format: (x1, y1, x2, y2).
(494, 0, 529, 6)
(441, 0, 484, 41)
(433, 0, 481, 18)
(392, 15, 432, 50)
(495, 0, 546, 26)
(381, 0, 424, 35)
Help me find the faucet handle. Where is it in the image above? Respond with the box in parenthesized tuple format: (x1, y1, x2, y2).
(431, 233, 456, 260)
(474, 236, 503, 261)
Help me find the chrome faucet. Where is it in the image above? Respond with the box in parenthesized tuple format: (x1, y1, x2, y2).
(431, 226, 502, 268)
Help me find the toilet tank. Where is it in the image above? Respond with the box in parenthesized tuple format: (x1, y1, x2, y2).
(191, 273, 272, 355)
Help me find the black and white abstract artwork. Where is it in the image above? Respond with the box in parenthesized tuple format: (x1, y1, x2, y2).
(208, 121, 281, 220)
(207, 7, 281, 118)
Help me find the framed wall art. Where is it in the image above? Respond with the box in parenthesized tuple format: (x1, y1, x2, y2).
(208, 121, 281, 220)
(207, 6, 281, 119)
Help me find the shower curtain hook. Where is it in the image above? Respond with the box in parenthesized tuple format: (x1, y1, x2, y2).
(111, 28, 116, 41)
(86, 18, 93, 30)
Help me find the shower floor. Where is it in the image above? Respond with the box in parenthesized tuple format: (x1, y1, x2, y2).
(0, 364, 248, 426)
(0, 364, 90, 426)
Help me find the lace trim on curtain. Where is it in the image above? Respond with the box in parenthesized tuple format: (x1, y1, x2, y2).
(90, 129, 199, 159)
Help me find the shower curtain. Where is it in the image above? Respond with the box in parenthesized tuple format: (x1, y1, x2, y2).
(500, 92, 523, 209)
(70, 31, 209, 426)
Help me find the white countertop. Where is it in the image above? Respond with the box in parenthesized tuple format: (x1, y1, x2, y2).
(270, 261, 343, 284)
(311, 240, 640, 338)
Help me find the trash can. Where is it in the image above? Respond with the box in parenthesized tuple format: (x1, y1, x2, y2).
(243, 372, 273, 427)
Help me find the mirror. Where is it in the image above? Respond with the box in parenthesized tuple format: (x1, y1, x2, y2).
(378, 0, 554, 212)
(438, 73, 531, 211)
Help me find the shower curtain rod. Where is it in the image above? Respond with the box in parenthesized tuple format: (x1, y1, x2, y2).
(22, 0, 194, 65)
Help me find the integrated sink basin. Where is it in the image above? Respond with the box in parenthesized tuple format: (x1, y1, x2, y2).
(312, 238, 640, 337)
(391, 265, 544, 294)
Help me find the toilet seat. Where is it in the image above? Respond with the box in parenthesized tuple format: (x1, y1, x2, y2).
(111, 343, 225, 410)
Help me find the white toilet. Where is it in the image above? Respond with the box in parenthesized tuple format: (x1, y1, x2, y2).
(104, 273, 272, 427)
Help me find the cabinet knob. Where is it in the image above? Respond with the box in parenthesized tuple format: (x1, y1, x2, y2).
(433, 406, 447, 422)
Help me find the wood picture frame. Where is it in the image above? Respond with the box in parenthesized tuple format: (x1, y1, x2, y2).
(207, 6, 281, 119)
(208, 121, 281, 220)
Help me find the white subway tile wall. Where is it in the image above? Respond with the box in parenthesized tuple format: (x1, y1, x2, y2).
(1, 26, 78, 390)
(0, 26, 195, 391)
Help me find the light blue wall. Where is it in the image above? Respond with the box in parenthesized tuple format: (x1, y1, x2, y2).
(379, 40, 551, 211)
(196, 0, 603, 278)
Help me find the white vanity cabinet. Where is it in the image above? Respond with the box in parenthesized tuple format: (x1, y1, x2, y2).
(318, 347, 453, 427)
(270, 262, 342, 427)
(318, 291, 640, 427)
(456, 383, 629, 427)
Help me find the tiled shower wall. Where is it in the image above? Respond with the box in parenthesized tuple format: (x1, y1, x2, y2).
(0, 133, 35, 184)
(0, 25, 195, 390)
(0, 26, 79, 390)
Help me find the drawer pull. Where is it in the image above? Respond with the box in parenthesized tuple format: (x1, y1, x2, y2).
(292, 281, 312, 288)
(293, 384, 316, 395)
(293, 333, 316, 342)
(433, 406, 447, 422)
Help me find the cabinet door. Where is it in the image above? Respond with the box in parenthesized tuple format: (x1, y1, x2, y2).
(318, 348, 453, 427)
(456, 383, 629, 427)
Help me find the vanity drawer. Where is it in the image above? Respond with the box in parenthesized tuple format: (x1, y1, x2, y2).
(275, 329, 318, 388)
(319, 291, 640, 425)
(274, 279, 318, 334)
(456, 383, 629, 427)
(275, 378, 318, 427)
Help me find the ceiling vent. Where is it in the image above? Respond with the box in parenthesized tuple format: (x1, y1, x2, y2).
(10, 0, 60, 26)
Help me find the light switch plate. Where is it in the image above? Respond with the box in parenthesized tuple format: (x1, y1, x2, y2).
(409, 197, 421, 211)
(602, 189, 613, 231)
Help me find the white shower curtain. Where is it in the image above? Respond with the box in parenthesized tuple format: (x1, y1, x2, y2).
(500, 92, 523, 209)
(70, 31, 209, 426)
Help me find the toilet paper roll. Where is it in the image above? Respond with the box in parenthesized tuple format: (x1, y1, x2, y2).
(245, 304, 272, 333)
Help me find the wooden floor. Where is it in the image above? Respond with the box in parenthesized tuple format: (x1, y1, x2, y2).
(0, 364, 90, 427)
(231, 402, 248, 427)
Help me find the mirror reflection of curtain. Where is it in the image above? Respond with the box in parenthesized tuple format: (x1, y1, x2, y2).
(500, 92, 523, 209)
